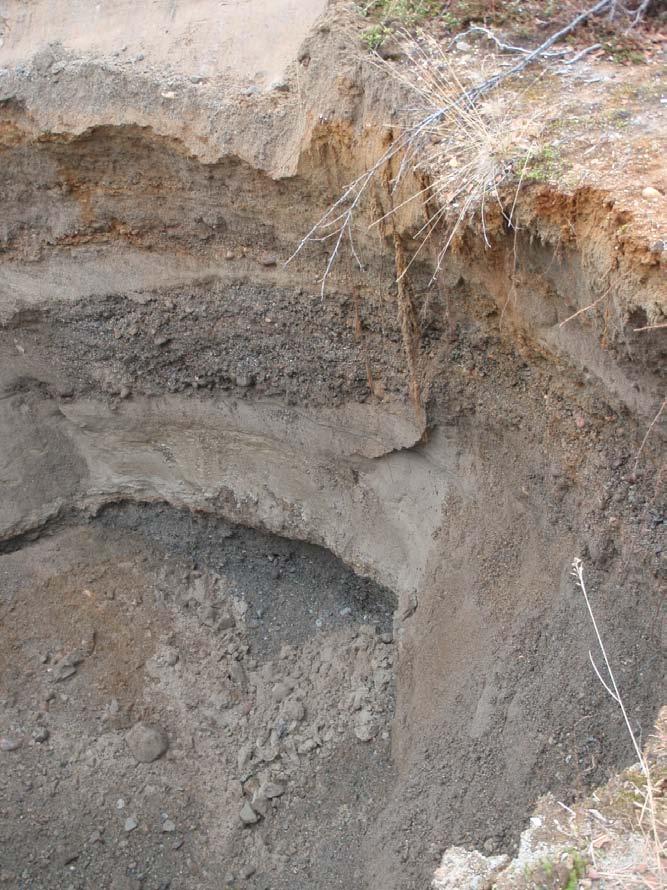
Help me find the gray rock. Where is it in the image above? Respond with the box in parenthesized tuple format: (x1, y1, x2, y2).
(260, 781, 285, 799)
(52, 662, 77, 682)
(239, 801, 260, 825)
(250, 793, 269, 817)
(282, 699, 305, 723)
(33, 727, 50, 743)
(124, 817, 138, 832)
(126, 722, 168, 763)
(271, 682, 290, 703)
(237, 742, 253, 772)
(354, 709, 378, 742)
(162, 819, 176, 833)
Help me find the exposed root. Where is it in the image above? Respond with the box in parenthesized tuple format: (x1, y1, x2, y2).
(288, 2, 617, 294)
(559, 287, 612, 328)
(393, 233, 423, 414)
(633, 397, 666, 476)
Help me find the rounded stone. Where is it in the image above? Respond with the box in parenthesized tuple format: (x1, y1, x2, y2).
(642, 186, 663, 200)
(126, 722, 168, 763)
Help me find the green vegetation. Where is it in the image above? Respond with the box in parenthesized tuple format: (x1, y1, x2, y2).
(358, 0, 440, 26)
(358, 0, 441, 50)
(602, 38, 645, 64)
(565, 852, 587, 889)
(524, 144, 562, 183)
(361, 23, 393, 50)
(525, 850, 588, 889)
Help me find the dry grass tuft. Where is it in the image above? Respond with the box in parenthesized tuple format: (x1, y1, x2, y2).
(374, 33, 546, 280)
(571, 559, 665, 888)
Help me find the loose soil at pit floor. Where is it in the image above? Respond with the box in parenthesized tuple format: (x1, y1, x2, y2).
(0, 505, 396, 890)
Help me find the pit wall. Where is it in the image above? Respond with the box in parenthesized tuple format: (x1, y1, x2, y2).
(0, 18, 665, 888)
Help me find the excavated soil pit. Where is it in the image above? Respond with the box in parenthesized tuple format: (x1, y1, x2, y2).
(0, 4, 664, 886)
(0, 504, 396, 889)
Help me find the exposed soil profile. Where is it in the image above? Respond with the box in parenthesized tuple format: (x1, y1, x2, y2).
(0, 0, 665, 888)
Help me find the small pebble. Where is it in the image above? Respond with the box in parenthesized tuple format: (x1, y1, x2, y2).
(239, 801, 260, 825)
(642, 186, 663, 200)
(126, 722, 168, 763)
(124, 817, 138, 833)
(260, 781, 284, 799)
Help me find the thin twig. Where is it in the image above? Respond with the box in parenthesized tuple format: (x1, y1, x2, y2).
(571, 559, 644, 768)
(631, 0, 653, 26)
(633, 397, 666, 475)
(589, 649, 620, 703)
(634, 322, 667, 332)
(464, 0, 613, 104)
(559, 288, 611, 327)
(447, 25, 532, 55)
(561, 43, 603, 65)
(571, 558, 662, 876)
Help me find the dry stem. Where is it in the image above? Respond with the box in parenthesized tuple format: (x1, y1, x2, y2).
(571, 558, 663, 880)
(633, 397, 666, 475)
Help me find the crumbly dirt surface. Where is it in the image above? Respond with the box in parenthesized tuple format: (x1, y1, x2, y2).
(0, 510, 396, 890)
(8, 282, 409, 407)
(0, 0, 327, 90)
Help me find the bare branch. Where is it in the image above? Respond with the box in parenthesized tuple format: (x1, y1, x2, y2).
(465, 0, 613, 104)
